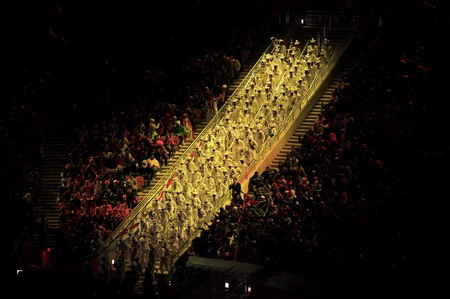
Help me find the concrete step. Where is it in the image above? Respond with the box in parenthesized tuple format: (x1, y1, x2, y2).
(304, 116, 318, 121)
(285, 142, 301, 147)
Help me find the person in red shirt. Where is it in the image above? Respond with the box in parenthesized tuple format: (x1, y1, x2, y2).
(40, 247, 52, 269)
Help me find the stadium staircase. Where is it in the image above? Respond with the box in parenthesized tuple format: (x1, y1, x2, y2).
(33, 113, 72, 265)
(32, 18, 359, 297)
(269, 52, 361, 170)
(132, 27, 359, 293)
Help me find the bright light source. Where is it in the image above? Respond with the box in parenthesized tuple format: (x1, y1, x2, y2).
(111, 259, 115, 265)
(225, 282, 230, 289)
(169, 280, 172, 286)
(248, 286, 252, 293)
(301, 19, 304, 24)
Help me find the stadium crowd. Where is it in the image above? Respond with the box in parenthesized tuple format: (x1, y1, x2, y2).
(4, 1, 448, 299)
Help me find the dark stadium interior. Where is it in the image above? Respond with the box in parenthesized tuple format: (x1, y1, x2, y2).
(1, 1, 448, 298)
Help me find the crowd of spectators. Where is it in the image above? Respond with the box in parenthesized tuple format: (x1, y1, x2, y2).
(189, 6, 449, 297)
(56, 87, 201, 257)
(6, 1, 449, 298)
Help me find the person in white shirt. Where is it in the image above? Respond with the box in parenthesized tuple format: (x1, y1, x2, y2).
(159, 244, 171, 274)
(210, 163, 221, 180)
(222, 173, 231, 189)
(244, 148, 256, 164)
(172, 178, 184, 194)
(203, 200, 214, 217)
(233, 137, 246, 160)
(185, 203, 195, 226)
(177, 208, 188, 225)
(177, 160, 187, 176)
(239, 108, 252, 126)
(179, 224, 188, 244)
(175, 190, 185, 207)
(159, 208, 170, 228)
(187, 156, 197, 172)
(165, 194, 175, 217)
(211, 192, 219, 205)
(206, 175, 215, 191)
(137, 234, 150, 270)
(184, 180, 194, 199)
(223, 152, 233, 169)
(192, 191, 201, 210)
(151, 197, 162, 214)
(268, 123, 277, 138)
(149, 221, 163, 244)
(178, 169, 188, 186)
(197, 207, 206, 226)
(139, 216, 149, 236)
(199, 184, 209, 200)
(256, 127, 266, 149)
(191, 168, 202, 186)
(238, 159, 248, 175)
(248, 138, 258, 154)
(244, 125, 254, 142)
